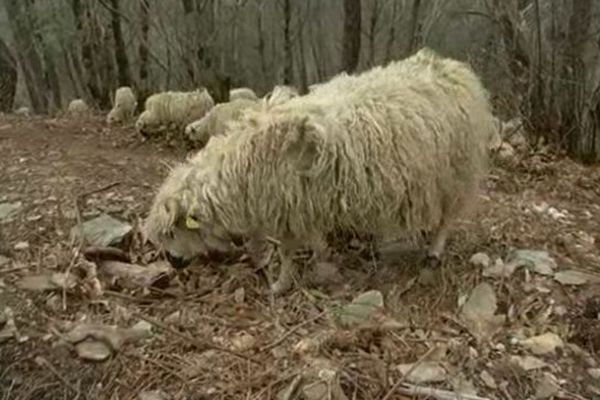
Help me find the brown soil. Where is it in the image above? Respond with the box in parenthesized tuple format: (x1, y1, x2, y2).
(0, 113, 599, 400)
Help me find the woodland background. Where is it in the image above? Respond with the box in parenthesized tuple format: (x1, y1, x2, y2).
(1, 0, 600, 161)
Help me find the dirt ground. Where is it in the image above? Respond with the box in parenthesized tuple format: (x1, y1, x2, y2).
(0, 113, 599, 400)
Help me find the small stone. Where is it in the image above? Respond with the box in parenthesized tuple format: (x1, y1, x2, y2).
(480, 370, 497, 389)
(520, 333, 563, 355)
(75, 340, 112, 361)
(335, 290, 384, 328)
(0, 202, 22, 223)
(588, 368, 600, 379)
(14, 241, 29, 251)
(469, 252, 490, 268)
(554, 270, 598, 285)
(510, 355, 548, 371)
(71, 214, 132, 247)
(534, 372, 560, 399)
(231, 332, 256, 351)
(164, 311, 181, 324)
(233, 287, 245, 303)
(138, 389, 170, 400)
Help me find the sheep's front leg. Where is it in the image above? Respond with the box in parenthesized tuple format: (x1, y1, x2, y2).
(246, 235, 273, 269)
(271, 241, 299, 296)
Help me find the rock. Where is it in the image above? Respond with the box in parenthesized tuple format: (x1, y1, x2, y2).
(13, 241, 29, 251)
(396, 361, 447, 384)
(233, 287, 245, 303)
(71, 214, 132, 247)
(231, 332, 256, 351)
(75, 340, 112, 362)
(310, 261, 343, 286)
(460, 283, 503, 341)
(0, 201, 22, 223)
(505, 250, 557, 276)
(480, 370, 497, 389)
(469, 252, 490, 268)
(497, 142, 516, 160)
(554, 269, 599, 285)
(520, 333, 563, 355)
(510, 355, 548, 371)
(334, 290, 384, 328)
(534, 372, 560, 399)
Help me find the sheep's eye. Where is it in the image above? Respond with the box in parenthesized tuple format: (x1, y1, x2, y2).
(185, 215, 201, 230)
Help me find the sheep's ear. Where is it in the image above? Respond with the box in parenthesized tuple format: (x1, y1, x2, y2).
(185, 214, 201, 230)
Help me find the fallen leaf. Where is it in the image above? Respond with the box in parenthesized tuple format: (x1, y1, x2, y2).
(520, 332, 563, 355)
(450, 372, 478, 396)
(99, 260, 172, 289)
(510, 355, 548, 371)
(396, 362, 447, 383)
(138, 390, 171, 400)
(18, 272, 77, 292)
(482, 258, 516, 278)
(554, 270, 599, 285)
(534, 372, 560, 399)
(480, 370, 497, 389)
(13, 241, 29, 251)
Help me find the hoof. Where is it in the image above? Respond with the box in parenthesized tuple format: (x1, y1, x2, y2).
(270, 278, 293, 296)
(424, 253, 442, 269)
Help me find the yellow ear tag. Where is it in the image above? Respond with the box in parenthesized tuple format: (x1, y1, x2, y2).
(186, 215, 201, 230)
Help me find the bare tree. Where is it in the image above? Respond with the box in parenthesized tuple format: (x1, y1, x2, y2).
(283, 0, 293, 84)
(108, 0, 133, 87)
(342, 0, 361, 73)
(0, 36, 17, 112)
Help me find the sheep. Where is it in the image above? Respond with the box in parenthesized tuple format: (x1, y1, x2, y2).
(184, 98, 260, 148)
(229, 87, 258, 101)
(264, 85, 299, 106)
(67, 99, 90, 117)
(144, 47, 496, 295)
(107, 86, 137, 125)
(14, 106, 30, 117)
(135, 88, 214, 138)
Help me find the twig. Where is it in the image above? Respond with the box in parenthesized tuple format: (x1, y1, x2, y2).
(0, 264, 31, 274)
(396, 383, 491, 400)
(131, 312, 262, 365)
(82, 246, 130, 263)
(78, 181, 121, 199)
(381, 344, 439, 400)
(34, 356, 85, 399)
(259, 310, 327, 352)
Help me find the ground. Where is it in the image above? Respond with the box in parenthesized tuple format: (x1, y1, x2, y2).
(0, 113, 599, 400)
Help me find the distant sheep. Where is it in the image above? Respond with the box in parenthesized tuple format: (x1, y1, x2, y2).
(184, 98, 260, 148)
(144, 47, 496, 295)
(135, 89, 214, 138)
(229, 87, 258, 101)
(264, 85, 299, 106)
(67, 99, 90, 117)
(13, 106, 30, 117)
(107, 86, 137, 125)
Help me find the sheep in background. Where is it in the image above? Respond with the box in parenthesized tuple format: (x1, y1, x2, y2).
(67, 99, 90, 117)
(107, 86, 137, 126)
(135, 88, 214, 138)
(184, 98, 260, 148)
(13, 106, 30, 117)
(264, 85, 299, 106)
(144, 47, 496, 295)
(229, 87, 258, 101)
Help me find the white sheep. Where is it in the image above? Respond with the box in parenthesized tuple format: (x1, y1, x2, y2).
(229, 87, 258, 101)
(144, 47, 496, 295)
(107, 86, 137, 125)
(67, 99, 90, 117)
(184, 98, 260, 148)
(13, 106, 30, 117)
(135, 88, 214, 138)
(264, 85, 299, 106)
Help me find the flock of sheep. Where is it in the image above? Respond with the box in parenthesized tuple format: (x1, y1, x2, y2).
(138, 47, 499, 295)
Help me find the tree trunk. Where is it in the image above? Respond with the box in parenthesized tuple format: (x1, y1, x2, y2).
(109, 0, 132, 87)
(342, 0, 361, 73)
(283, 0, 293, 84)
(405, 0, 422, 56)
(384, 0, 399, 63)
(5, 0, 48, 113)
(0, 37, 17, 112)
(138, 0, 150, 109)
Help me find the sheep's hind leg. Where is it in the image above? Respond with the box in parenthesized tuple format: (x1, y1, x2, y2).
(425, 220, 451, 268)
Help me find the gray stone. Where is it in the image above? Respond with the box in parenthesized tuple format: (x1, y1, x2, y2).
(71, 214, 132, 247)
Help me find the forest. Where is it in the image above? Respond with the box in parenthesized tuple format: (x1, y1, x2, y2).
(1, 0, 600, 160)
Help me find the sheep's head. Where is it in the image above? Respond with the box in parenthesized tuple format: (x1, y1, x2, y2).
(135, 110, 161, 136)
(106, 109, 120, 125)
(143, 163, 236, 269)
